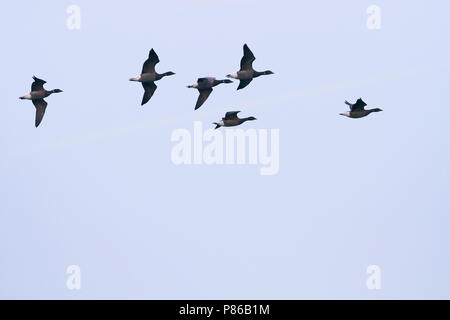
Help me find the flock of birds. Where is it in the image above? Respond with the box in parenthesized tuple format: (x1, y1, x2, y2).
(19, 44, 382, 128)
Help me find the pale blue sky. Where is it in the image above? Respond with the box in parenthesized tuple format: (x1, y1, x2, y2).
(1, 0, 450, 299)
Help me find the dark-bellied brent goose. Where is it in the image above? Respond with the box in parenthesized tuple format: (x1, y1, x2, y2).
(340, 98, 382, 118)
(19, 76, 63, 127)
(129, 48, 175, 106)
(187, 77, 232, 110)
(213, 111, 257, 129)
(227, 44, 274, 90)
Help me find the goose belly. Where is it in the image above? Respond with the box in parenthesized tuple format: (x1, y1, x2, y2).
(237, 70, 254, 79)
(223, 119, 240, 127)
(349, 110, 370, 118)
(30, 91, 47, 99)
(140, 73, 157, 82)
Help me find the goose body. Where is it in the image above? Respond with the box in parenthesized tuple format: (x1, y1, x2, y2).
(227, 44, 274, 90)
(213, 111, 257, 129)
(340, 98, 382, 119)
(187, 77, 233, 110)
(19, 76, 63, 127)
(129, 49, 175, 105)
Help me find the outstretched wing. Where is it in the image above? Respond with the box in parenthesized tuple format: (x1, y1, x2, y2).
(32, 99, 47, 127)
(240, 44, 255, 71)
(31, 76, 46, 92)
(141, 82, 157, 105)
(196, 77, 213, 88)
(237, 78, 253, 90)
(141, 49, 160, 74)
(195, 88, 213, 110)
(351, 98, 367, 111)
(223, 111, 240, 120)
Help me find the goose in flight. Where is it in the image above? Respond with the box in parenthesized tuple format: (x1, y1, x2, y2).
(129, 49, 175, 106)
(340, 98, 382, 118)
(227, 44, 274, 90)
(187, 77, 233, 110)
(19, 76, 63, 127)
(213, 111, 257, 129)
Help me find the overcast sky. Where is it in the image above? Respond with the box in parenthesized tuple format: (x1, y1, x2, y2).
(1, 0, 450, 299)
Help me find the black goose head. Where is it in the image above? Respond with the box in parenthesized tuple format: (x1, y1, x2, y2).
(254, 70, 274, 77)
(52, 89, 63, 93)
(245, 116, 257, 121)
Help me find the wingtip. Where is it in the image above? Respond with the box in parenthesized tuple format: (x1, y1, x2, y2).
(32, 75, 46, 83)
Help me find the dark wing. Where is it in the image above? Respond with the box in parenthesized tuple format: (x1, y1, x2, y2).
(141, 82, 157, 105)
(351, 98, 367, 111)
(32, 99, 48, 127)
(141, 49, 160, 74)
(223, 111, 240, 120)
(31, 76, 46, 91)
(195, 88, 213, 110)
(240, 44, 256, 71)
(237, 78, 253, 90)
(197, 77, 209, 83)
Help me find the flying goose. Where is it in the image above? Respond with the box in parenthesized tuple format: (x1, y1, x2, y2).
(187, 77, 233, 110)
(340, 98, 382, 118)
(19, 76, 63, 127)
(227, 44, 274, 90)
(213, 111, 257, 129)
(129, 49, 175, 105)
